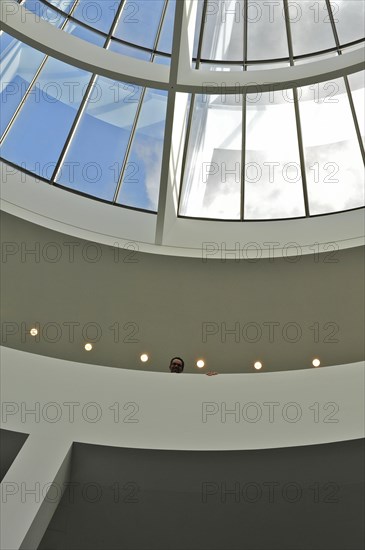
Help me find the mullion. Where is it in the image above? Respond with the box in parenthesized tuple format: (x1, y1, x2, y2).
(195, 39, 364, 66)
(34, 0, 79, 18)
(64, 0, 82, 18)
(39, 0, 176, 58)
(50, 0, 127, 183)
(150, 0, 169, 61)
(325, 0, 341, 51)
(36, 0, 364, 66)
(112, 89, 146, 203)
(66, 0, 170, 203)
(325, 1, 365, 185)
(240, 94, 246, 220)
(176, 0, 208, 214)
(177, 0, 207, 214)
(176, 94, 197, 216)
(155, 0, 185, 240)
(113, 0, 170, 201)
(49, 74, 98, 183)
(343, 75, 365, 164)
(0, 1, 78, 146)
(240, 0, 248, 219)
(108, 36, 171, 57)
(0, 58, 48, 145)
(292, 88, 310, 216)
(103, 0, 126, 44)
(282, 0, 294, 65)
(283, 0, 310, 217)
(243, 0, 247, 69)
(196, 0, 208, 69)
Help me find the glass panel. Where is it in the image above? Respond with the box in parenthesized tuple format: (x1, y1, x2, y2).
(1, 57, 91, 178)
(0, 35, 45, 137)
(294, 51, 337, 65)
(200, 63, 243, 71)
(289, 0, 336, 56)
(299, 78, 365, 214)
(46, 0, 75, 13)
(56, 77, 142, 200)
(246, 61, 290, 70)
(157, 0, 176, 53)
(108, 40, 151, 60)
(193, 0, 204, 60)
(114, 0, 165, 49)
(23, 0, 66, 26)
(0, 31, 14, 54)
(244, 89, 305, 219)
(180, 94, 242, 219)
(64, 20, 106, 46)
(71, 0, 120, 33)
(348, 71, 365, 146)
(334, 0, 365, 44)
(341, 43, 364, 54)
(201, 0, 245, 61)
(153, 54, 171, 66)
(117, 88, 168, 210)
(247, 0, 288, 60)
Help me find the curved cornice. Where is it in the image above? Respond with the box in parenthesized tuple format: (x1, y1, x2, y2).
(1, 162, 364, 256)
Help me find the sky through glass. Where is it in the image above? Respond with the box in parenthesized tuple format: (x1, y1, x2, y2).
(1, 0, 364, 218)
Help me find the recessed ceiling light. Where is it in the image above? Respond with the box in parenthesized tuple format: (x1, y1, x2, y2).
(140, 354, 148, 362)
(84, 343, 92, 351)
(312, 358, 321, 367)
(254, 361, 262, 370)
(197, 359, 205, 368)
(30, 328, 38, 336)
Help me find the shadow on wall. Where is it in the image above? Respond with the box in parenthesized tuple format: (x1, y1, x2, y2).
(0, 429, 29, 482)
(39, 439, 365, 550)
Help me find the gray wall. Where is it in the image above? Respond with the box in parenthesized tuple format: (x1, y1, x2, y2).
(39, 439, 365, 550)
(1, 212, 364, 373)
(0, 429, 29, 482)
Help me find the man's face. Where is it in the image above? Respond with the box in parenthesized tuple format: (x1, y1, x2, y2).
(169, 358, 184, 373)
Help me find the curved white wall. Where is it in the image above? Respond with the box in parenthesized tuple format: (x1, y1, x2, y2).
(1, 347, 364, 450)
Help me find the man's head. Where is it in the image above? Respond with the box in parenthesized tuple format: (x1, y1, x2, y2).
(169, 357, 184, 373)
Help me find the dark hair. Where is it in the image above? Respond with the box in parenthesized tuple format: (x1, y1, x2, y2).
(170, 357, 185, 371)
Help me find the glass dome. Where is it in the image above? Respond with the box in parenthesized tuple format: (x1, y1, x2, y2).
(0, 0, 364, 220)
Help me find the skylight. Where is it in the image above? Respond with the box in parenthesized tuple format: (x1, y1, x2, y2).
(0, 0, 364, 219)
